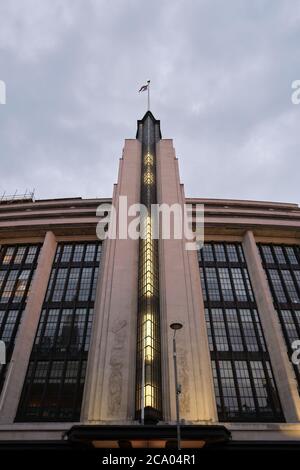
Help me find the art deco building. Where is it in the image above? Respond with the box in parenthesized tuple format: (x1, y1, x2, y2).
(0, 112, 300, 450)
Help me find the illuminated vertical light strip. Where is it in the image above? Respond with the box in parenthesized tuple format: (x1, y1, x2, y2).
(135, 114, 162, 422)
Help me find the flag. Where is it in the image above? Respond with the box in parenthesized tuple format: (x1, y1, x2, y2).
(138, 83, 149, 93)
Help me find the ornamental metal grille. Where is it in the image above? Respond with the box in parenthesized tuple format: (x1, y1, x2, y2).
(199, 242, 283, 422)
(16, 241, 101, 422)
(0, 244, 41, 395)
(135, 113, 162, 423)
(259, 244, 300, 391)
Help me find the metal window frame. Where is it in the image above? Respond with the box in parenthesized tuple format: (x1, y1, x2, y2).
(199, 242, 284, 423)
(258, 243, 300, 391)
(0, 244, 41, 394)
(16, 241, 101, 423)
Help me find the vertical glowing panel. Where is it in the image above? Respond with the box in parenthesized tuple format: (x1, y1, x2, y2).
(135, 113, 162, 422)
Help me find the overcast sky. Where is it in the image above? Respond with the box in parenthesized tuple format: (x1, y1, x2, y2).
(0, 0, 300, 204)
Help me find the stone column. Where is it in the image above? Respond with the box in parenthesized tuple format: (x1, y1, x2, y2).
(243, 230, 300, 422)
(0, 231, 57, 424)
(156, 139, 218, 423)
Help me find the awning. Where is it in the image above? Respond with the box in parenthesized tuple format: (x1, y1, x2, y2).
(66, 424, 231, 449)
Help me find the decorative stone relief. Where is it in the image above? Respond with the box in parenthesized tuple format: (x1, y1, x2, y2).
(107, 319, 127, 416)
(178, 345, 190, 415)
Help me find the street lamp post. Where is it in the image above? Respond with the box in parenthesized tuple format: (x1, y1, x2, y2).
(170, 322, 183, 451)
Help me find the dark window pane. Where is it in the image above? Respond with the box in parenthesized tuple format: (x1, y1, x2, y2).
(269, 270, 287, 303)
(61, 245, 73, 263)
(202, 245, 214, 262)
(205, 268, 220, 301)
(261, 245, 274, 264)
(84, 244, 96, 262)
(226, 244, 239, 262)
(274, 246, 286, 264)
(219, 268, 234, 301)
(214, 244, 226, 262)
(73, 245, 84, 263)
(285, 247, 298, 265)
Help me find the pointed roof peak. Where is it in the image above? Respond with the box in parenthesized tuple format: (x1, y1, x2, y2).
(136, 111, 162, 139)
(140, 110, 157, 121)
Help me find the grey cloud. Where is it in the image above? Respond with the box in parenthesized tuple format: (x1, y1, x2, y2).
(0, 0, 300, 203)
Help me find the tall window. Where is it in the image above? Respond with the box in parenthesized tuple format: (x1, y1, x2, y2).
(16, 242, 101, 422)
(199, 242, 283, 422)
(259, 244, 300, 391)
(0, 244, 41, 395)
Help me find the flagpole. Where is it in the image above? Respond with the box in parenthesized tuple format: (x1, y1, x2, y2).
(147, 80, 150, 111)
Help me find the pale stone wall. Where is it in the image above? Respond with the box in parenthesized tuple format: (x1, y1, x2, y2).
(156, 139, 217, 423)
(81, 140, 141, 423)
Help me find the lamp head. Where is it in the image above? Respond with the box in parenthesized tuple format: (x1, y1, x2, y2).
(170, 322, 183, 331)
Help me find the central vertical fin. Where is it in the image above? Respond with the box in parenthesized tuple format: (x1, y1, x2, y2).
(135, 112, 163, 423)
